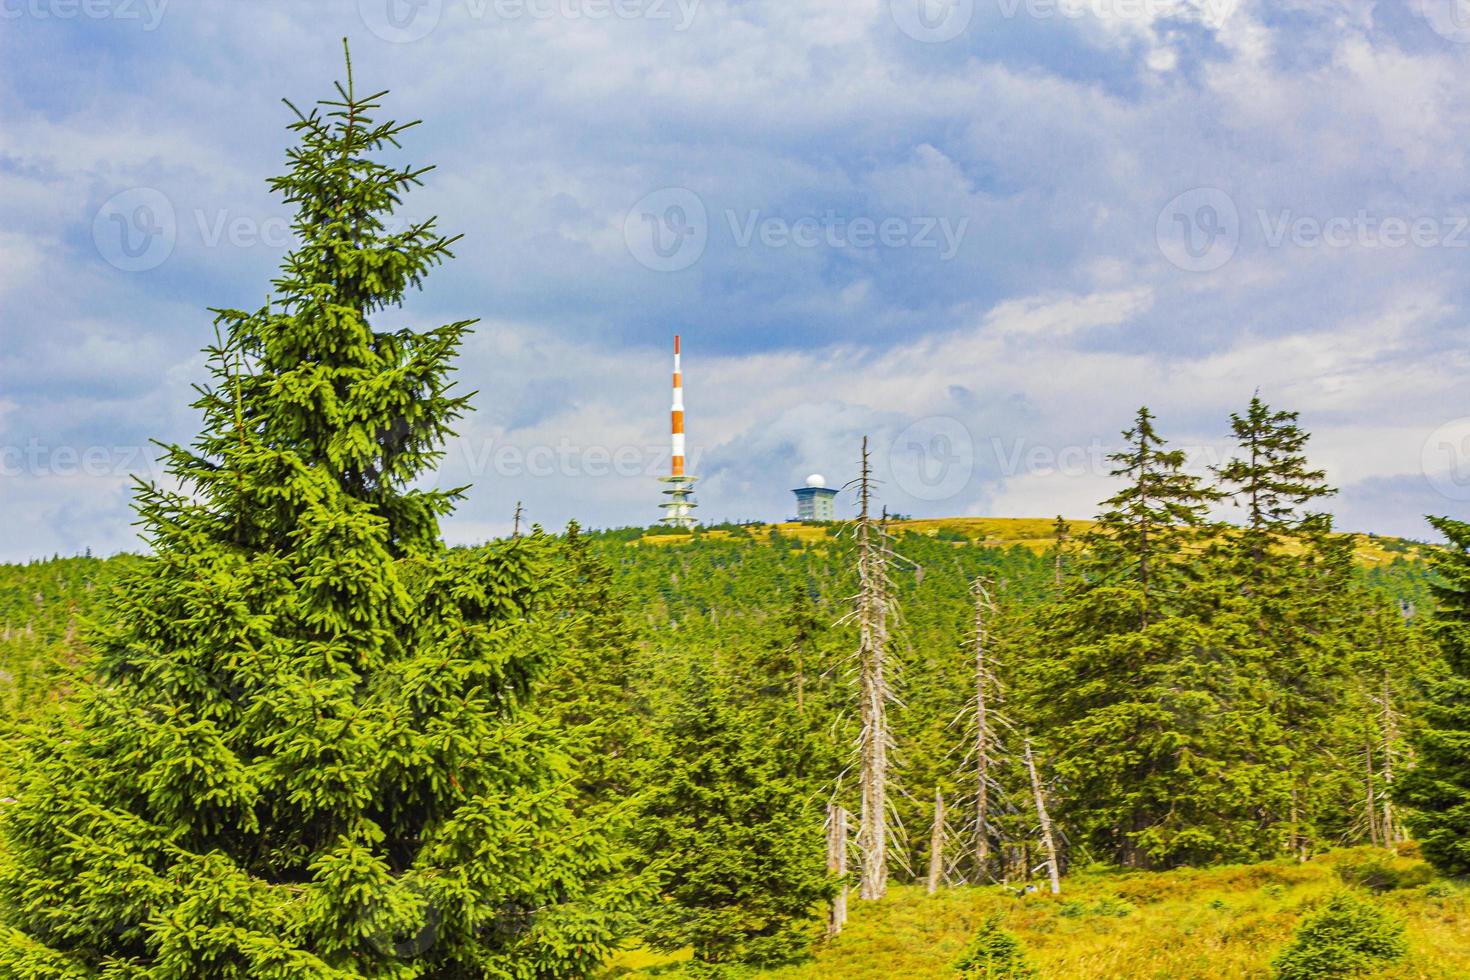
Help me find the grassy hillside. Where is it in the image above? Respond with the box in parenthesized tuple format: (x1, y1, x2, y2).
(607, 849, 1469, 979)
(638, 516, 1426, 567)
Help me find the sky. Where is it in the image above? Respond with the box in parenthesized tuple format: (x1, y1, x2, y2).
(3, 0, 1470, 561)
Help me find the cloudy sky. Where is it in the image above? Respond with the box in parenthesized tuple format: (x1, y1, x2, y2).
(3, 0, 1470, 560)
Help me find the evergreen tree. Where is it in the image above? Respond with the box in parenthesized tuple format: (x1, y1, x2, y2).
(538, 521, 648, 816)
(1210, 395, 1347, 859)
(1398, 515, 1470, 874)
(1270, 890, 1406, 980)
(770, 582, 824, 719)
(952, 913, 1037, 979)
(729, 582, 830, 723)
(1213, 395, 1335, 584)
(1086, 407, 1218, 626)
(1027, 408, 1288, 868)
(1026, 590, 1290, 868)
(0, 49, 640, 977)
(635, 668, 834, 968)
(1049, 514, 1071, 596)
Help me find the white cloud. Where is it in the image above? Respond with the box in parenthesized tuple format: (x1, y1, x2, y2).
(3, 0, 1470, 557)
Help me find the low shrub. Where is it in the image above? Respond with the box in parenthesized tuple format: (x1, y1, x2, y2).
(1334, 852, 1434, 893)
(1271, 890, 1407, 980)
(1423, 881, 1461, 899)
(954, 913, 1038, 979)
(1053, 896, 1135, 919)
(1091, 896, 1136, 918)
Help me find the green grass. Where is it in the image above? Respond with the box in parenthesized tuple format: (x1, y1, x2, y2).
(606, 849, 1469, 978)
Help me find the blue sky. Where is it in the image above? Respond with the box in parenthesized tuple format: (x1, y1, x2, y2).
(3, 0, 1470, 560)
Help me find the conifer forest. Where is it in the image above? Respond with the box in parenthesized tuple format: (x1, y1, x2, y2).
(5, 22, 1470, 980)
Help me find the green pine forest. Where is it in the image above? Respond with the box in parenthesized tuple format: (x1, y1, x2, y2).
(2, 49, 1468, 979)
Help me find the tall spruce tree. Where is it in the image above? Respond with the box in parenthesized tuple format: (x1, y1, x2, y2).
(634, 667, 834, 969)
(1025, 589, 1290, 868)
(538, 521, 648, 817)
(1398, 515, 1470, 874)
(1211, 395, 1357, 859)
(0, 48, 640, 977)
(1086, 407, 1219, 625)
(1026, 408, 1288, 868)
(1213, 395, 1335, 584)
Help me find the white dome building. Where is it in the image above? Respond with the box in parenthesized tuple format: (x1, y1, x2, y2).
(792, 473, 839, 522)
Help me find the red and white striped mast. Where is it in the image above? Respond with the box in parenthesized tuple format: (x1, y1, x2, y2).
(659, 334, 698, 527)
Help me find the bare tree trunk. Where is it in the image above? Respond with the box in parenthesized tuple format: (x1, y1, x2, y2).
(1025, 738, 1061, 895)
(1380, 671, 1400, 847)
(512, 500, 523, 538)
(973, 577, 994, 883)
(827, 803, 849, 935)
(1365, 740, 1381, 847)
(1289, 786, 1307, 863)
(926, 787, 946, 895)
(854, 437, 893, 901)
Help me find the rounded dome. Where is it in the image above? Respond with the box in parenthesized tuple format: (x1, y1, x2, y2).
(805, 474, 826, 488)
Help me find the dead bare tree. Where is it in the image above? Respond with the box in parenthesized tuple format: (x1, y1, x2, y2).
(1364, 740, 1381, 847)
(1378, 670, 1401, 847)
(826, 803, 849, 935)
(848, 437, 897, 901)
(972, 577, 999, 883)
(926, 787, 946, 895)
(1024, 737, 1061, 895)
(512, 500, 524, 538)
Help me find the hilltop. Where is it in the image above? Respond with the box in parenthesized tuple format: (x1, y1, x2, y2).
(633, 515, 1426, 568)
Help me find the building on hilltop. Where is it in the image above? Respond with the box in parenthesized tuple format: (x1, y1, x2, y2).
(792, 474, 838, 521)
